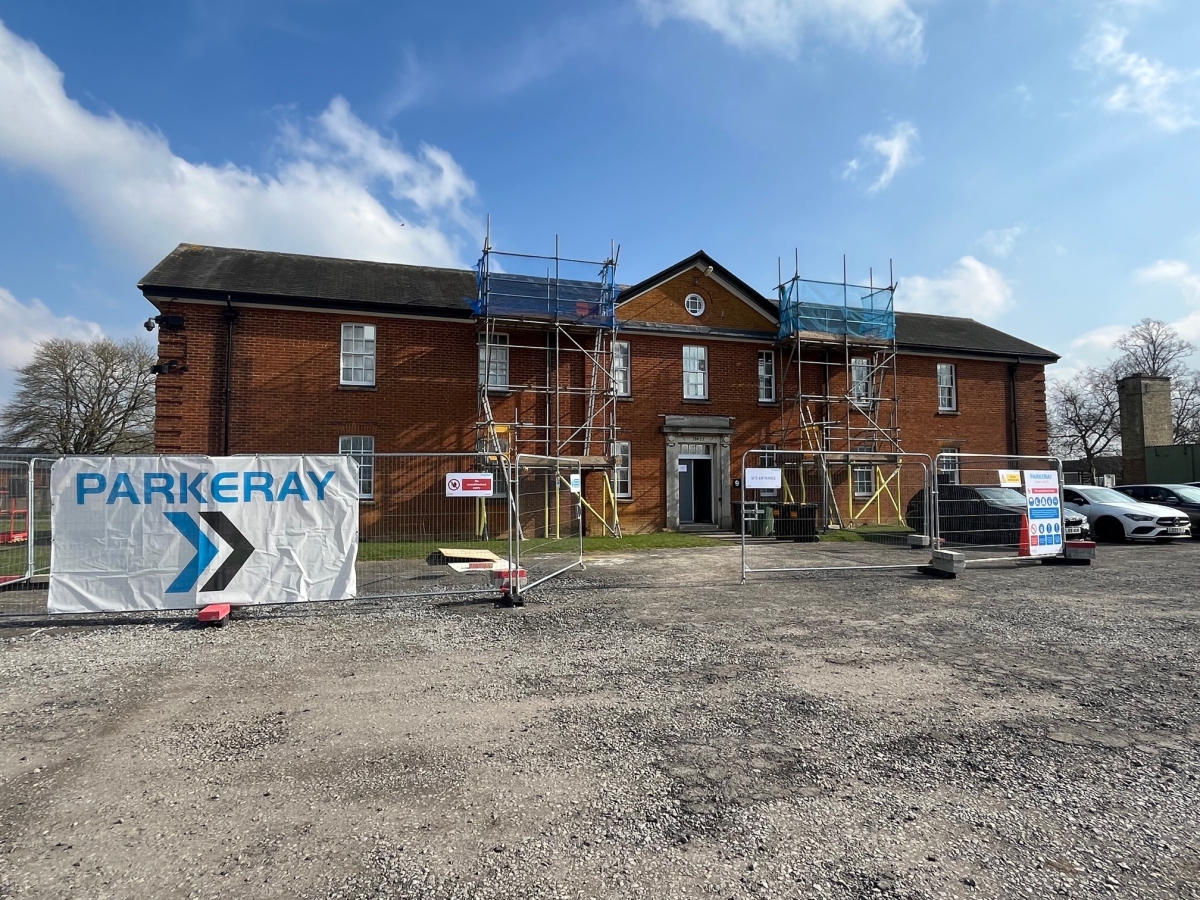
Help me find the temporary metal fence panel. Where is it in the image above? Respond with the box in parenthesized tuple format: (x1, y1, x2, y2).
(931, 452, 1065, 564)
(740, 449, 933, 580)
(0, 458, 47, 617)
(0, 457, 30, 580)
(512, 454, 584, 595)
(355, 452, 516, 602)
(30, 458, 52, 579)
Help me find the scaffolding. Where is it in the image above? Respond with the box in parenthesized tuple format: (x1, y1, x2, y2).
(474, 222, 623, 535)
(774, 255, 904, 526)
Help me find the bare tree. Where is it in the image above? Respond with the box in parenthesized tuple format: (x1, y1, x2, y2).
(1048, 364, 1122, 477)
(1112, 318, 1195, 379)
(1174, 370, 1200, 444)
(0, 338, 156, 454)
(1110, 319, 1200, 445)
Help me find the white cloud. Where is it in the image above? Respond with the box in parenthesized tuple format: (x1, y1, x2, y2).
(0, 21, 477, 269)
(978, 226, 1024, 258)
(1134, 259, 1200, 345)
(1079, 22, 1198, 133)
(1050, 324, 1128, 379)
(1056, 260, 1200, 376)
(0, 287, 102, 375)
(843, 120, 920, 194)
(895, 256, 1013, 322)
(636, 0, 925, 59)
(1135, 259, 1200, 304)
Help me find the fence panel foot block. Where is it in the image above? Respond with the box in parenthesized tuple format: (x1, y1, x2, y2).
(923, 549, 966, 578)
(1042, 541, 1096, 566)
(197, 603, 231, 625)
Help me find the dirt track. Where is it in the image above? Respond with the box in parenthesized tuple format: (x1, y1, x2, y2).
(2, 541, 1199, 899)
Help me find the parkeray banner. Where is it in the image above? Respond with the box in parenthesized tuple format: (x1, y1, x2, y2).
(49, 456, 359, 614)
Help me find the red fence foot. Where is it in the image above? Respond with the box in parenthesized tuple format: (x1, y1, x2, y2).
(197, 603, 231, 625)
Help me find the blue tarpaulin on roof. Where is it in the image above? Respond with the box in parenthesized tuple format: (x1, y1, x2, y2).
(778, 278, 895, 340)
(472, 271, 616, 326)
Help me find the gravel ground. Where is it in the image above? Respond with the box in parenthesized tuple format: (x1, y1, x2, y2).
(2, 540, 1199, 899)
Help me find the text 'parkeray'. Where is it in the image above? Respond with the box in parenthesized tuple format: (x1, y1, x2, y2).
(76, 469, 337, 506)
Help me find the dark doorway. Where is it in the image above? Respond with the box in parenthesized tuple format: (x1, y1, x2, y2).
(691, 458, 713, 524)
(678, 452, 714, 526)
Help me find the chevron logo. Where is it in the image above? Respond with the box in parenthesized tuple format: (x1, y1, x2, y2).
(165, 511, 254, 594)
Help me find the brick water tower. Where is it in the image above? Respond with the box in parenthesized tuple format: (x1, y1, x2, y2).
(1117, 374, 1172, 484)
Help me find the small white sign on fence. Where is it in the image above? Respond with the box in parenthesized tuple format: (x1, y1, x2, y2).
(998, 469, 1022, 487)
(1023, 469, 1063, 557)
(49, 455, 359, 614)
(568, 472, 581, 494)
(745, 467, 783, 490)
(446, 473, 494, 497)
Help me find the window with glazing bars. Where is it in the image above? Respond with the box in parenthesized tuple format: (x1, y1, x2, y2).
(937, 363, 957, 411)
(938, 449, 960, 485)
(852, 465, 875, 498)
(758, 351, 775, 402)
(683, 346, 708, 399)
(339, 435, 375, 498)
(613, 441, 631, 499)
(612, 341, 631, 397)
(851, 357, 872, 401)
(341, 324, 376, 386)
(478, 334, 509, 390)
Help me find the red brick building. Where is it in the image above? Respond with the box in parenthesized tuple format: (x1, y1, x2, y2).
(140, 244, 1057, 534)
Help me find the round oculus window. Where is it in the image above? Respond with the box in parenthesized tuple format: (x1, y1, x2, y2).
(684, 293, 706, 317)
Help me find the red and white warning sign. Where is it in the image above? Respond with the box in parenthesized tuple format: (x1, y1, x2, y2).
(445, 473, 494, 497)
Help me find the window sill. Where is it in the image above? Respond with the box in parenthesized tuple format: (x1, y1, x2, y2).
(936, 409, 960, 416)
(758, 400, 779, 407)
(682, 398, 712, 404)
(339, 384, 377, 392)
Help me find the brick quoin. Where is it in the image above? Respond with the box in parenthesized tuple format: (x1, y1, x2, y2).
(145, 247, 1058, 535)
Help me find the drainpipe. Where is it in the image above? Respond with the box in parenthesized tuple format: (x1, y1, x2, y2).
(1007, 361, 1020, 458)
(222, 298, 239, 456)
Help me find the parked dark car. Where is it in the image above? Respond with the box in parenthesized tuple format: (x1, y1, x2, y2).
(907, 485, 1084, 547)
(1116, 484, 1200, 537)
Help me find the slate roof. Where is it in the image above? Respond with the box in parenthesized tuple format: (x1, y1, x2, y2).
(140, 244, 1058, 362)
(139, 244, 477, 318)
(894, 311, 1057, 362)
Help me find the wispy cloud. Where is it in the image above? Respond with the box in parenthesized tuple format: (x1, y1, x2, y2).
(1078, 22, 1199, 132)
(381, 48, 428, 119)
(1135, 259, 1200, 344)
(1057, 259, 1200, 375)
(0, 21, 478, 269)
(1135, 259, 1200, 304)
(1051, 323, 1129, 379)
(895, 256, 1012, 322)
(977, 226, 1024, 258)
(0, 286, 102, 377)
(843, 120, 920, 194)
(636, 0, 925, 60)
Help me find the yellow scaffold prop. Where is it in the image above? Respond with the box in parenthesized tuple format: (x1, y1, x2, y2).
(846, 461, 907, 526)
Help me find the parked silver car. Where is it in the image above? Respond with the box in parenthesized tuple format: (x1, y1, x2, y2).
(1117, 485, 1200, 538)
(1062, 486, 1191, 543)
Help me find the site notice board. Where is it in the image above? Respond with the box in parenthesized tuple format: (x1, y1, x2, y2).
(1023, 469, 1063, 557)
(49, 456, 360, 614)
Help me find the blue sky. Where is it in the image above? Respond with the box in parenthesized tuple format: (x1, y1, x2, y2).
(0, 0, 1198, 399)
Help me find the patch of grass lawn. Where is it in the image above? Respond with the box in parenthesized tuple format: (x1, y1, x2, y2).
(356, 531, 722, 562)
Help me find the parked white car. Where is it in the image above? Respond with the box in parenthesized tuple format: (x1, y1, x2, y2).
(1062, 486, 1192, 543)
